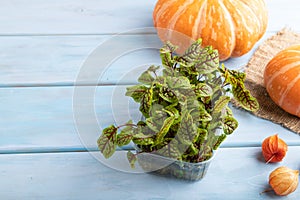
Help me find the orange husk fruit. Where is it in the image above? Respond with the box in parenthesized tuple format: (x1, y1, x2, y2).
(261, 134, 288, 163)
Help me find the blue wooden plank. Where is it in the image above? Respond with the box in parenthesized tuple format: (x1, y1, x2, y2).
(0, 32, 276, 87)
(0, 0, 298, 35)
(0, 86, 299, 153)
(0, 147, 300, 199)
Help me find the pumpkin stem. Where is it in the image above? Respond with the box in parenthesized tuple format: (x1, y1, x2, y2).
(260, 188, 273, 195)
(266, 155, 275, 164)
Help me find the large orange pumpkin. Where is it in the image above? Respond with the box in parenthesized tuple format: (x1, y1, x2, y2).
(264, 45, 300, 118)
(153, 0, 268, 61)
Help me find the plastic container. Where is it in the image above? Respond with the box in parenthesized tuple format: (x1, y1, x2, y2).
(136, 151, 215, 181)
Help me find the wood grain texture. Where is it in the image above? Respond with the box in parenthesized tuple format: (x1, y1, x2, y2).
(0, 86, 299, 153)
(0, 33, 272, 87)
(0, 0, 298, 35)
(0, 147, 300, 199)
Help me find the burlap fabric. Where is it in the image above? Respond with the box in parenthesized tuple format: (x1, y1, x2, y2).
(233, 28, 300, 134)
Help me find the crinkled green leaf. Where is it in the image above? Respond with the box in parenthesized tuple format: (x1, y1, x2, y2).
(166, 76, 191, 89)
(138, 70, 155, 85)
(198, 105, 212, 122)
(194, 46, 219, 74)
(194, 83, 213, 97)
(177, 111, 197, 145)
(97, 125, 118, 158)
(225, 106, 233, 117)
(156, 139, 182, 160)
(125, 85, 148, 103)
(222, 65, 246, 86)
(117, 124, 134, 146)
(160, 41, 177, 68)
(148, 65, 160, 73)
(163, 104, 179, 118)
(127, 151, 137, 168)
(187, 144, 199, 156)
(178, 39, 202, 67)
(136, 123, 156, 136)
(159, 86, 178, 103)
(132, 133, 154, 145)
(139, 87, 153, 117)
(232, 83, 259, 112)
(163, 67, 176, 77)
(155, 116, 176, 144)
(196, 128, 208, 145)
(213, 134, 226, 150)
(145, 117, 160, 133)
(213, 96, 231, 113)
(222, 116, 238, 135)
(145, 104, 168, 132)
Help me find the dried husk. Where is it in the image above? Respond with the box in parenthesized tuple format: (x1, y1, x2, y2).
(262, 134, 288, 163)
(269, 166, 299, 196)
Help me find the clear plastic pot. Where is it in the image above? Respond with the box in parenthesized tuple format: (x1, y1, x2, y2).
(136, 151, 215, 181)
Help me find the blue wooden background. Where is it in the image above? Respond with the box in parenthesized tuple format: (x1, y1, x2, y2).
(1, 0, 300, 199)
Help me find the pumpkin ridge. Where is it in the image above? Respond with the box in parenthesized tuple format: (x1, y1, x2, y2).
(168, 0, 195, 35)
(265, 61, 300, 87)
(192, 0, 207, 39)
(154, 0, 177, 27)
(238, 0, 262, 33)
(279, 73, 300, 106)
(296, 103, 300, 116)
(223, 0, 261, 56)
(205, 0, 235, 60)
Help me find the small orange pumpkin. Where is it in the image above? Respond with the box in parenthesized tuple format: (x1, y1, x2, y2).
(153, 0, 268, 61)
(264, 45, 300, 117)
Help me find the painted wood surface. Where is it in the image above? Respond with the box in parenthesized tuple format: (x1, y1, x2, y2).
(1, 0, 300, 199)
(0, 0, 299, 35)
(0, 33, 270, 87)
(1, 147, 300, 199)
(0, 86, 299, 153)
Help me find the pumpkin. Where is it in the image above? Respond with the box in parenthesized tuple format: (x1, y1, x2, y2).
(153, 0, 268, 61)
(264, 45, 300, 118)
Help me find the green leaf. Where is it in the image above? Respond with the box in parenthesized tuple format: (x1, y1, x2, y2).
(155, 116, 176, 144)
(163, 67, 177, 77)
(222, 116, 238, 135)
(148, 65, 160, 73)
(196, 128, 208, 145)
(125, 85, 148, 103)
(188, 144, 199, 156)
(213, 134, 227, 150)
(159, 86, 178, 103)
(178, 39, 203, 67)
(166, 76, 191, 89)
(127, 151, 137, 168)
(160, 41, 177, 68)
(138, 70, 155, 85)
(232, 82, 259, 112)
(222, 66, 246, 86)
(163, 104, 179, 118)
(177, 111, 198, 145)
(194, 46, 219, 74)
(199, 106, 212, 122)
(225, 106, 233, 117)
(145, 117, 160, 133)
(194, 83, 213, 97)
(156, 140, 182, 160)
(139, 87, 153, 117)
(117, 125, 134, 146)
(213, 96, 231, 113)
(145, 104, 169, 133)
(97, 125, 118, 158)
(132, 133, 154, 145)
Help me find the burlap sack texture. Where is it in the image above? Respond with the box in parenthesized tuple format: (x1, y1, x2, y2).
(233, 28, 300, 134)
